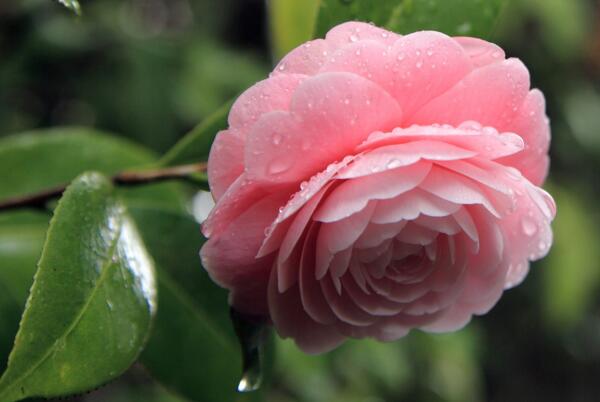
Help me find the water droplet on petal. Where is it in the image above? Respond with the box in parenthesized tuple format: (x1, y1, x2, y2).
(521, 218, 537, 236)
(349, 34, 359, 42)
(268, 158, 292, 175)
(272, 134, 282, 145)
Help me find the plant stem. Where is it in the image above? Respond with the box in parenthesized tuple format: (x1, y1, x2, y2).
(0, 162, 207, 212)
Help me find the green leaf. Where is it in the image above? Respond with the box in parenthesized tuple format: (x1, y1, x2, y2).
(0, 212, 49, 372)
(159, 100, 233, 168)
(0, 172, 157, 402)
(268, 0, 321, 60)
(0, 127, 184, 211)
(315, 0, 507, 39)
(56, 0, 81, 15)
(0, 127, 184, 375)
(130, 207, 242, 402)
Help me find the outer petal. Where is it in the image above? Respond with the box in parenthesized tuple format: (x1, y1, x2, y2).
(273, 39, 334, 77)
(454, 37, 505, 68)
(209, 74, 306, 200)
(207, 129, 245, 201)
(410, 58, 531, 130)
(201, 192, 290, 315)
(325, 21, 401, 47)
(245, 72, 402, 185)
(321, 31, 473, 118)
(498, 89, 551, 186)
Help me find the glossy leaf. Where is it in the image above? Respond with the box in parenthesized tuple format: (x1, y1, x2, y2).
(131, 207, 242, 402)
(0, 172, 156, 402)
(315, 0, 507, 39)
(0, 127, 184, 210)
(159, 99, 233, 168)
(0, 212, 49, 372)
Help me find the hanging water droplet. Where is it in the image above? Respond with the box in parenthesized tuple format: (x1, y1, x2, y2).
(231, 309, 270, 393)
(521, 218, 537, 236)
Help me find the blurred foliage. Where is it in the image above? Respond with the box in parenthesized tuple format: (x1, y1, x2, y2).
(0, 0, 599, 401)
(315, 0, 507, 40)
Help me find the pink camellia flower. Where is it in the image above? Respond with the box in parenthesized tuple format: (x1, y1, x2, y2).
(201, 22, 556, 354)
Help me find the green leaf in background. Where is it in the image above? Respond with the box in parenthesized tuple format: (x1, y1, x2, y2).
(0, 212, 49, 373)
(542, 184, 600, 329)
(0, 172, 157, 402)
(315, 0, 507, 39)
(56, 0, 81, 15)
(131, 207, 245, 402)
(0, 127, 184, 210)
(159, 99, 233, 168)
(268, 0, 321, 61)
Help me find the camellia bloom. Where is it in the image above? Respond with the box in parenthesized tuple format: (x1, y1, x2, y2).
(201, 22, 556, 353)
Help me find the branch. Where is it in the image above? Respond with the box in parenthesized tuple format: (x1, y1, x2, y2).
(0, 163, 207, 212)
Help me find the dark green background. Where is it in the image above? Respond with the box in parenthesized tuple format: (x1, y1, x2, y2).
(1, 0, 600, 401)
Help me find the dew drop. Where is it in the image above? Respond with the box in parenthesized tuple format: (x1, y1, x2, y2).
(386, 158, 402, 169)
(268, 158, 292, 175)
(300, 181, 308, 190)
(521, 218, 537, 236)
(426, 49, 434, 56)
(272, 133, 282, 145)
(349, 34, 359, 42)
(416, 60, 423, 69)
(343, 98, 350, 105)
